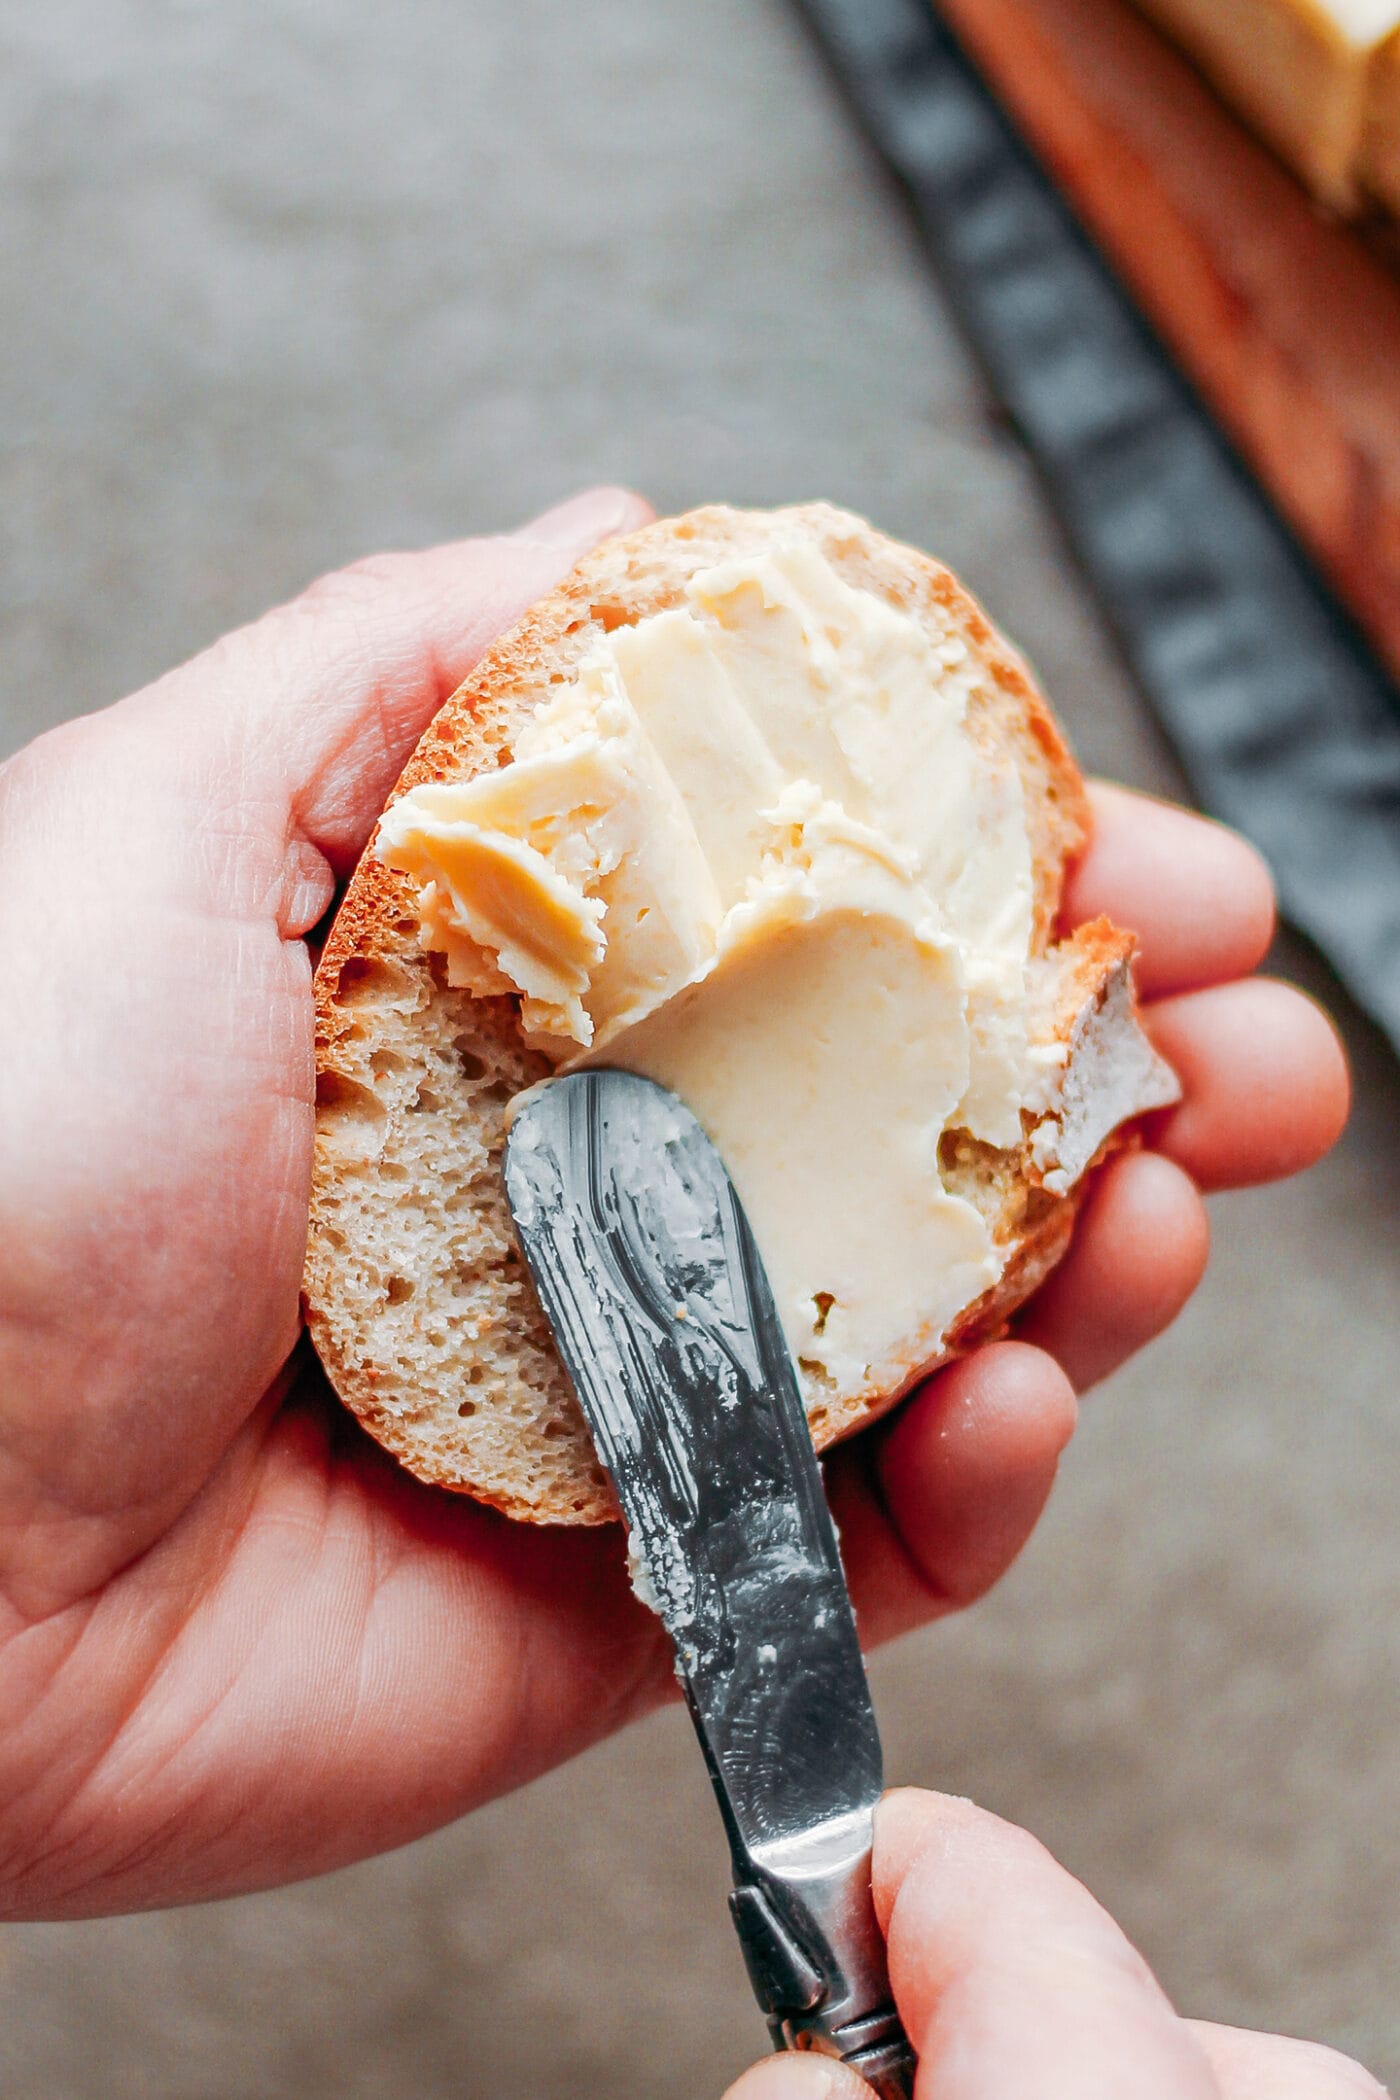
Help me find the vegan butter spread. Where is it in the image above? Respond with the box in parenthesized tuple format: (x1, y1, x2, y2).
(376, 543, 1074, 1399)
(1130, 0, 1400, 211)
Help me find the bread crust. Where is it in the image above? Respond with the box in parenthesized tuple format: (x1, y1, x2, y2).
(304, 505, 1150, 1524)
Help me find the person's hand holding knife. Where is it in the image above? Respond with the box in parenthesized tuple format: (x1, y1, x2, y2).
(726, 1790, 1382, 2098)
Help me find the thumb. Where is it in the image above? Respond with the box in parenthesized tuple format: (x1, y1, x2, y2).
(0, 489, 649, 1618)
(135, 482, 654, 896)
(872, 1788, 1220, 2097)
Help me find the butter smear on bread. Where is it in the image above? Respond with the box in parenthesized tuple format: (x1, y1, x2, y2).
(374, 538, 1172, 1405)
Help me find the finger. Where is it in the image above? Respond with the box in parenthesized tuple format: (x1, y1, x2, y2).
(1068, 784, 1276, 998)
(1015, 1150, 1210, 1392)
(134, 484, 654, 901)
(829, 1342, 1077, 1646)
(1190, 2022, 1387, 2099)
(872, 1788, 1220, 2097)
(715, 2010, 1389, 2100)
(1144, 979, 1350, 1190)
(723, 2058, 878, 2098)
(0, 490, 649, 1614)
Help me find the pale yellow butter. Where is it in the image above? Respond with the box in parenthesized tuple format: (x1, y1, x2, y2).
(376, 667, 722, 1047)
(1131, 0, 1400, 209)
(1361, 23, 1400, 211)
(587, 879, 999, 1398)
(377, 542, 1053, 1386)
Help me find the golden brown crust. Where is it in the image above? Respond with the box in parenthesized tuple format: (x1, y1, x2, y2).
(304, 505, 1134, 1525)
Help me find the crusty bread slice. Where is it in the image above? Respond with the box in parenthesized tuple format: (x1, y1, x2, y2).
(304, 504, 1179, 1524)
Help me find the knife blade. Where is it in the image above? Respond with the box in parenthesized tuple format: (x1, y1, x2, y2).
(503, 1068, 916, 2094)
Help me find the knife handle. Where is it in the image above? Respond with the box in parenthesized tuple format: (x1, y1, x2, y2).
(837, 2014, 918, 2098)
(730, 1870, 917, 2093)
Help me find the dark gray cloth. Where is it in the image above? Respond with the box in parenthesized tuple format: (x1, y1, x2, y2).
(795, 0, 1400, 1056)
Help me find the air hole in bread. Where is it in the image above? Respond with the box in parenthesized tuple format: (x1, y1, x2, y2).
(335, 956, 416, 1008)
(1021, 1185, 1060, 1230)
(411, 1085, 444, 1114)
(385, 1274, 414, 1305)
(592, 600, 629, 632)
(454, 1039, 487, 1079)
(457, 1398, 477, 1417)
(811, 1291, 836, 1336)
(316, 1070, 386, 1129)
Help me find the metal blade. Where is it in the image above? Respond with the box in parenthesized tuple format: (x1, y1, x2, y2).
(504, 1067, 881, 1850)
(504, 1069, 913, 2090)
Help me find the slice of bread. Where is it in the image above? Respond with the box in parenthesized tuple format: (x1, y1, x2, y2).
(304, 504, 1179, 1524)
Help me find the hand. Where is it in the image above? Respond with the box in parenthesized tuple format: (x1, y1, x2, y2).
(723, 1788, 1384, 2099)
(0, 494, 1348, 1918)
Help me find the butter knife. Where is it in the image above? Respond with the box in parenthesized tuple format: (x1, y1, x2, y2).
(503, 1068, 916, 2095)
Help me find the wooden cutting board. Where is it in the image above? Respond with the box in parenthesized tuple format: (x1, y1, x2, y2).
(936, 0, 1400, 680)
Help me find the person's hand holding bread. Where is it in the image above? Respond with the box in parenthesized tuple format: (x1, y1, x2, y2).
(0, 488, 1356, 2085)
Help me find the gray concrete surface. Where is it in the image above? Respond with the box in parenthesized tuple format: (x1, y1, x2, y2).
(1, 0, 1397, 2092)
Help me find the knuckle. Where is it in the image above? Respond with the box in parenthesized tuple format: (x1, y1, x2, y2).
(0, 714, 100, 810)
(291, 550, 410, 620)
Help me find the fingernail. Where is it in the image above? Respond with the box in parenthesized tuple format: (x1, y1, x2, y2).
(725, 2059, 854, 2099)
(512, 485, 644, 551)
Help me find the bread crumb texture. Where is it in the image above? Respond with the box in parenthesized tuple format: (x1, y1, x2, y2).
(304, 504, 1178, 1523)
